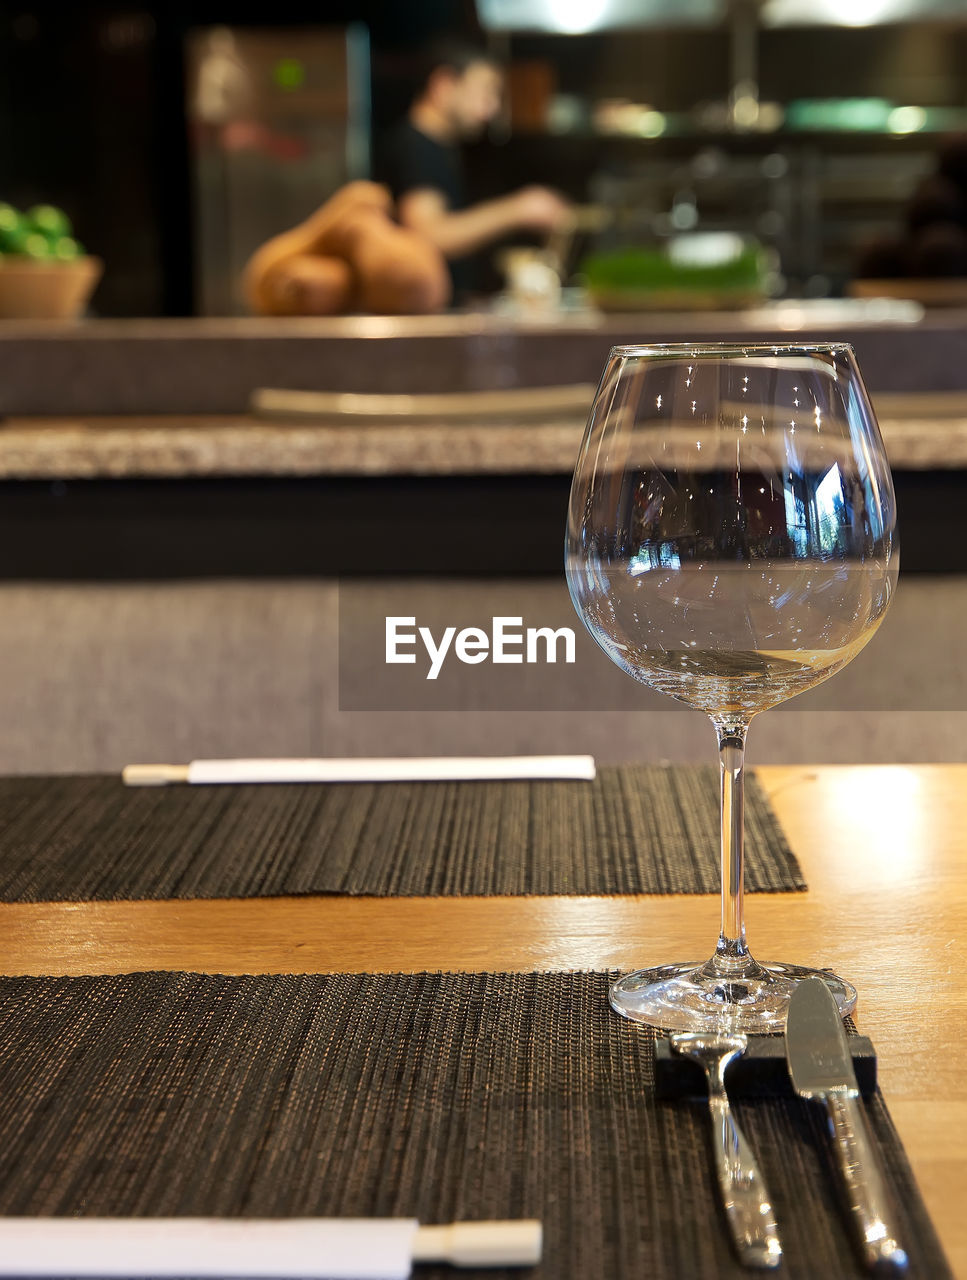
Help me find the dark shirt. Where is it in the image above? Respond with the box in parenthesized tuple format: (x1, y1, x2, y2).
(378, 119, 477, 298)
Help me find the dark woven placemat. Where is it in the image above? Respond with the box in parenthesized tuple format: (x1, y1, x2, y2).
(0, 970, 946, 1280)
(0, 765, 802, 901)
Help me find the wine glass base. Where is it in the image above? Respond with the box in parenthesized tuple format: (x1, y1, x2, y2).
(609, 961, 856, 1033)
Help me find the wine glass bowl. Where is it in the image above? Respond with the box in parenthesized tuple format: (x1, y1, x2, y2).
(566, 342, 898, 1032)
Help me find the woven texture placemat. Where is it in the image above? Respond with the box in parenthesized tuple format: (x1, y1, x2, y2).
(0, 765, 802, 901)
(0, 970, 947, 1280)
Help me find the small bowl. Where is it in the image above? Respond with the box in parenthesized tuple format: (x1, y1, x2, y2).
(0, 256, 103, 319)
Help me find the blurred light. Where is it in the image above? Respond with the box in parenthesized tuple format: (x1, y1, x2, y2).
(476, 0, 725, 32)
(692, 147, 726, 180)
(638, 109, 666, 138)
(545, 0, 608, 33)
(546, 94, 584, 134)
(756, 103, 785, 132)
(669, 232, 745, 266)
(273, 58, 305, 91)
(835, 0, 898, 23)
(731, 94, 760, 129)
(888, 105, 927, 134)
(670, 202, 699, 230)
(786, 98, 893, 131)
(592, 101, 665, 136)
(761, 153, 788, 180)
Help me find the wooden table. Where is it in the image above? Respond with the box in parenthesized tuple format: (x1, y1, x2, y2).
(0, 764, 964, 1275)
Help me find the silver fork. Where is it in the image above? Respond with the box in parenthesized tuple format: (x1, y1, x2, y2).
(671, 1032, 783, 1270)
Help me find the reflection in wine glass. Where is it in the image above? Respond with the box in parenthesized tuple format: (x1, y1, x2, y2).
(566, 343, 898, 1032)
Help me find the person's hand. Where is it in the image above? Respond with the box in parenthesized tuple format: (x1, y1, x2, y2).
(509, 185, 572, 232)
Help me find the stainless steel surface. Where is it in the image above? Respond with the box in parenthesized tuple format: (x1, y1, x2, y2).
(762, 0, 967, 23)
(670, 1033, 783, 1269)
(186, 26, 370, 317)
(785, 977, 908, 1273)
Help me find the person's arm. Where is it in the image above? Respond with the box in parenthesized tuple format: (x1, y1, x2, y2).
(398, 185, 570, 260)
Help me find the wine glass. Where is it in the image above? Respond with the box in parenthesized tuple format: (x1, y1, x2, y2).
(566, 342, 898, 1032)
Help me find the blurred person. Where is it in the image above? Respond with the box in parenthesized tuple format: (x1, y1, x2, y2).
(379, 39, 571, 298)
(243, 41, 571, 317)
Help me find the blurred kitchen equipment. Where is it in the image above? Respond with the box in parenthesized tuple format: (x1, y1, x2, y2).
(496, 248, 562, 312)
(186, 25, 370, 316)
(544, 204, 611, 282)
(497, 205, 611, 314)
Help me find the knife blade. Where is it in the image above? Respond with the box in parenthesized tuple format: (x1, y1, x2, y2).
(785, 977, 908, 1273)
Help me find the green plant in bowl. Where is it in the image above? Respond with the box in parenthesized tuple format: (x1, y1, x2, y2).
(0, 204, 82, 259)
(0, 226, 51, 259)
(26, 204, 73, 242)
(50, 236, 82, 261)
(581, 241, 767, 310)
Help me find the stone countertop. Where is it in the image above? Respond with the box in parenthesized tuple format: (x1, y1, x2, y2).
(0, 301, 964, 415)
(0, 392, 964, 479)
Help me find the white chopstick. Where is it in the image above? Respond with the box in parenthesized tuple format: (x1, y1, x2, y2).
(0, 1217, 542, 1277)
(122, 755, 596, 786)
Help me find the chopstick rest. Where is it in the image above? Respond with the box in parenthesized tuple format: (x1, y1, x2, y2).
(655, 1034, 877, 1100)
(122, 756, 597, 786)
(0, 1218, 542, 1278)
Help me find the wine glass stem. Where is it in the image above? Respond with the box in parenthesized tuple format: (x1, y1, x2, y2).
(714, 718, 752, 968)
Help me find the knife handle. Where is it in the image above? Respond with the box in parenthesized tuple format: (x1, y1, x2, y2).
(708, 1093, 783, 1269)
(825, 1091, 908, 1273)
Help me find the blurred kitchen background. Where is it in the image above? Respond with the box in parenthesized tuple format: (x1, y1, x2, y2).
(4, 0, 967, 774)
(3, 0, 967, 316)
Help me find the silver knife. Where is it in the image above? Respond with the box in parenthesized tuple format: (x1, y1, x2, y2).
(785, 977, 908, 1273)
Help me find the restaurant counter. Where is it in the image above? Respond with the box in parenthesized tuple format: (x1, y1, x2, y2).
(0, 393, 960, 578)
(0, 309, 963, 773)
(0, 304, 964, 416)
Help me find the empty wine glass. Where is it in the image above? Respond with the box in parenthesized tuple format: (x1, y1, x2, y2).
(566, 342, 898, 1032)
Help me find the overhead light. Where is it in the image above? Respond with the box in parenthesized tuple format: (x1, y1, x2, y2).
(545, 0, 609, 33)
(836, 0, 901, 24)
(476, 0, 724, 33)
